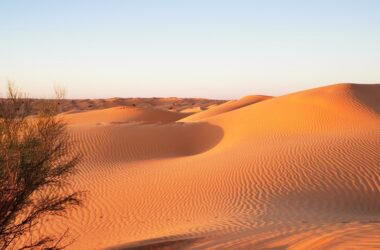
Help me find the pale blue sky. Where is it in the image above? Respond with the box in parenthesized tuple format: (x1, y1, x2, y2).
(0, 0, 379, 99)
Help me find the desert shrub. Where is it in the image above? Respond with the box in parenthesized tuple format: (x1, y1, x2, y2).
(0, 83, 82, 250)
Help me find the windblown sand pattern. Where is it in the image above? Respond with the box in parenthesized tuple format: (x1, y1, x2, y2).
(29, 83, 379, 249)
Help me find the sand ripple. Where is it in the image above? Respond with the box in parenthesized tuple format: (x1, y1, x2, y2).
(35, 83, 380, 249)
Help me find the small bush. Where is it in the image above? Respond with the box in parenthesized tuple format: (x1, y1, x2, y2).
(0, 83, 82, 250)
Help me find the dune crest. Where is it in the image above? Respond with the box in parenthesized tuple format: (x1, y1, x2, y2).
(60, 106, 190, 125)
(181, 94, 272, 122)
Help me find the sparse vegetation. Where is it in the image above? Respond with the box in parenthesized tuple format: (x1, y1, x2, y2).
(0, 83, 82, 249)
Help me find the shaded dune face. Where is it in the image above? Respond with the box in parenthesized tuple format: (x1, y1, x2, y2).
(349, 83, 380, 115)
(60, 106, 190, 125)
(37, 83, 379, 250)
(70, 122, 224, 165)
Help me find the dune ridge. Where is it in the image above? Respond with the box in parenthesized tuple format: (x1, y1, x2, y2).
(28, 83, 379, 250)
(60, 106, 190, 125)
(181, 95, 272, 122)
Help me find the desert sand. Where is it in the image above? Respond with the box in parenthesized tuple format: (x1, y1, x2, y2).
(32, 83, 379, 249)
(31, 97, 225, 115)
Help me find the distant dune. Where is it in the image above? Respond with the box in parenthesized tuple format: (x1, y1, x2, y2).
(29, 97, 226, 115)
(27, 83, 379, 249)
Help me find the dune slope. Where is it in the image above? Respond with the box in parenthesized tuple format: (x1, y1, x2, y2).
(60, 106, 190, 125)
(34, 83, 379, 250)
(181, 95, 272, 122)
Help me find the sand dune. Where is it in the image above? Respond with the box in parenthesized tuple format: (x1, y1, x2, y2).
(180, 106, 205, 113)
(29, 97, 226, 115)
(70, 122, 223, 164)
(60, 106, 190, 125)
(30, 83, 379, 249)
(181, 95, 272, 122)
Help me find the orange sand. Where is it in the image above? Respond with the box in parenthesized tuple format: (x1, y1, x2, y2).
(60, 106, 190, 125)
(31, 83, 379, 249)
(181, 94, 272, 122)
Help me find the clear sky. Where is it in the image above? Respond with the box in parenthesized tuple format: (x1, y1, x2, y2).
(0, 0, 379, 99)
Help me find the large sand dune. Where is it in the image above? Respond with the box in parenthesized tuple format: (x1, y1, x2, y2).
(32, 83, 379, 249)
